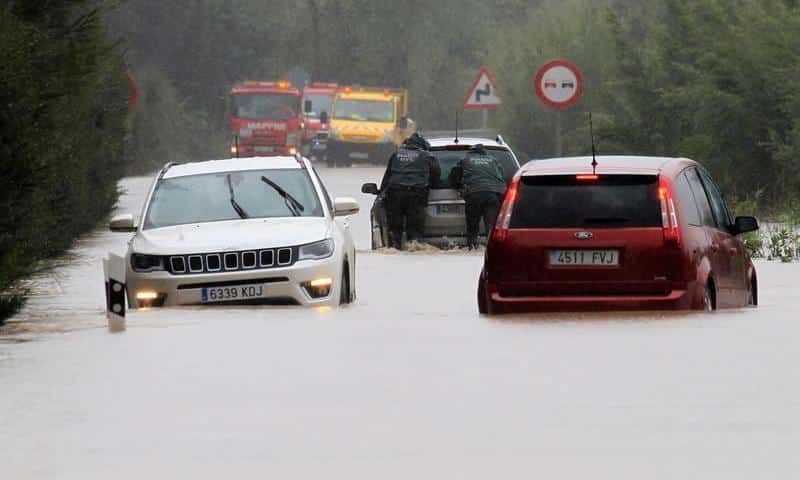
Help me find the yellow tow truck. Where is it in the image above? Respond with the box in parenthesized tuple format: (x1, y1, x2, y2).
(326, 87, 416, 167)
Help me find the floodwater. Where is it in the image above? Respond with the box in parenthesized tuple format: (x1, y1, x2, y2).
(2, 166, 799, 479)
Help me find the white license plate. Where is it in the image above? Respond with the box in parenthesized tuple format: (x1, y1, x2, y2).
(435, 204, 464, 215)
(255, 146, 275, 153)
(549, 250, 619, 266)
(349, 152, 369, 159)
(201, 284, 267, 303)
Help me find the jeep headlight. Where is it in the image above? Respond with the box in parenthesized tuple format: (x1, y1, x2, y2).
(131, 254, 165, 272)
(298, 239, 335, 261)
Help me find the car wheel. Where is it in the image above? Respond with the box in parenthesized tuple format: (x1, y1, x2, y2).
(339, 263, 351, 305)
(477, 279, 488, 315)
(747, 275, 758, 307)
(703, 284, 715, 312)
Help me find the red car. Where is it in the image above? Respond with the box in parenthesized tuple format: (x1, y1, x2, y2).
(478, 156, 760, 314)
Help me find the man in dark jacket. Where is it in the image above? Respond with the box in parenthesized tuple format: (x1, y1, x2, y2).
(449, 144, 508, 249)
(379, 133, 440, 249)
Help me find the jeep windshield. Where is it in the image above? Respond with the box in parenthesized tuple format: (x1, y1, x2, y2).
(231, 93, 298, 121)
(431, 147, 518, 189)
(333, 99, 394, 122)
(144, 169, 323, 229)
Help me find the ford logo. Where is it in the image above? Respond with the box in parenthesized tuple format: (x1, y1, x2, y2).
(574, 231, 593, 240)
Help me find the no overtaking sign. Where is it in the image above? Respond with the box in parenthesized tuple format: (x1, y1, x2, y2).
(534, 59, 584, 110)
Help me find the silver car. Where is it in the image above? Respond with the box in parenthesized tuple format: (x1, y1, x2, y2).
(361, 136, 521, 248)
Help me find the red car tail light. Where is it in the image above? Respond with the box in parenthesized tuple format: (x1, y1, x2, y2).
(491, 176, 521, 243)
(659, 176, 681, 245)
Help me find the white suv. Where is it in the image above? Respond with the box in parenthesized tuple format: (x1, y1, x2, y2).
(109, 156, 359, 308)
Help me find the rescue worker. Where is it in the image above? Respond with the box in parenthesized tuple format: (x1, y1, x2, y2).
(449, 144, 508, 249)
(379, 133, 440, 249)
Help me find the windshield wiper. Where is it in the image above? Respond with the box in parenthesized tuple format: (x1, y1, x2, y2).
(226, 174, 249, 219)
(260, 175, 305, 217)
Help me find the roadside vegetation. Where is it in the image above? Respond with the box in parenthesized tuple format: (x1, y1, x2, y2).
(0, 1, 128, 324)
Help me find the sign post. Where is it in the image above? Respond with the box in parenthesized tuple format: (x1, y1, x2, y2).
(463, 66, 501, 129)
(534, 59, 584, 156)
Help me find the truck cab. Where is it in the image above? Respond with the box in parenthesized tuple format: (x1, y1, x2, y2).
(228, 81, 303, 157)
(326, 87, 415, 167)
(301, 82, 337, 146)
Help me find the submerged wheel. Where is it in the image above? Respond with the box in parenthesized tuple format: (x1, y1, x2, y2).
(747, 275, 758, 307)
(339, 263, 351, 305)
(477, 280, 488, 315)
(703, 284, 715, 312)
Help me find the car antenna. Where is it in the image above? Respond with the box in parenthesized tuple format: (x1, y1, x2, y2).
(454, 110, 460, 144)
(589, 112, 598, 175)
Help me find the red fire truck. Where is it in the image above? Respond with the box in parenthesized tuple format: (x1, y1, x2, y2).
(228, 81, 303, 157)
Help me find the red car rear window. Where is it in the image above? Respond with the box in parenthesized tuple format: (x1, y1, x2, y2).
(510, 175, 662, 228)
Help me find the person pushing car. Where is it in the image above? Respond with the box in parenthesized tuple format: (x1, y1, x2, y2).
(449, 144, 508, 249)
(379, 132, 440, 249)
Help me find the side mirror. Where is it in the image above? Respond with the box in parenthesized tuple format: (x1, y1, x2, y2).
(320, 111, 329, 124)
(333, 197, 360, 217)
(109, 213, 137, 232)
(304, 100, 312, 114)
(734, 216, 759, 235)
(397, 116, 409, 129)
(361, 183, 379, 195)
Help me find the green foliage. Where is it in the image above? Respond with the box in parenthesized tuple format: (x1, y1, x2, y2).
(766, 227, 800, 262)
(0, 2, 128, 322)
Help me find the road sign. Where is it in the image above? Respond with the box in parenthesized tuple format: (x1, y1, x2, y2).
(534, 59, 583, 110)
(463, 66, 501, 110)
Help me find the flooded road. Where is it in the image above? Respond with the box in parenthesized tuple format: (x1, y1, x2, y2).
(2, 166, 800, 479)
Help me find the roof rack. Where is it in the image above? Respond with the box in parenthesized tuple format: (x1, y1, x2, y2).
(158, 162, 181, 179)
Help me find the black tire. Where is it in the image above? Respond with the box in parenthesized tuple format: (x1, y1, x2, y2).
(747, 275, 758, 307)
(703, 283, 715, 312)
(339, 263, 351, 305)
(477, 279, 488, 315)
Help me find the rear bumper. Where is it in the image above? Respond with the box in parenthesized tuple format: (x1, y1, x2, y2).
(483, 282, 700, 313)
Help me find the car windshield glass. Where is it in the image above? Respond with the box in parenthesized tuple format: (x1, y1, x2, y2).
(231, 93, 297, 120)
(303, 93, 333, 119)
(333, 99, 394, 122)
(431, 147, 518, 189)
(144, 169, 323, 229)
(510, 175, 661, 228)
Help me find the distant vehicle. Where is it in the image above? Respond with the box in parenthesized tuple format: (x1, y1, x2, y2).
(478, 156, 759, 314)
(361, 136, 520, 249)
(228, 81, 304, 157)
(301, 82, 337, 158)
(108, 156, 359, 308)
(327, 86, 415, 167)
